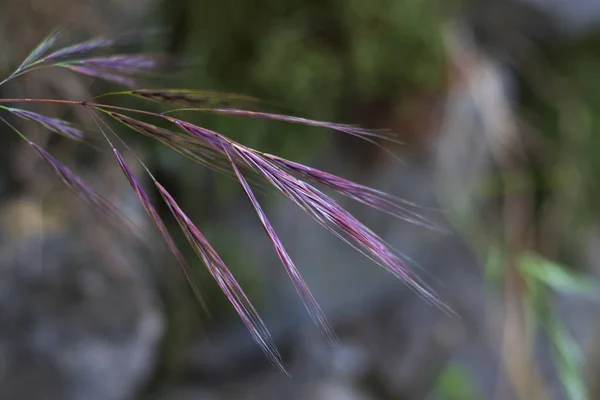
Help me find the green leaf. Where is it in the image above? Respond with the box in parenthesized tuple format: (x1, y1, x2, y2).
(546, 315, 588, 400)
(518, 253, 599, 300)
(434, 363, 482, 400)
(483, 245, 505, 282)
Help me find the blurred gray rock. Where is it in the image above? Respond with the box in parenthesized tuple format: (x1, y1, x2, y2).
(520, 0, 600, 35)
(0, 199, 163, 400)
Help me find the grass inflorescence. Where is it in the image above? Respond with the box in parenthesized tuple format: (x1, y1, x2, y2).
(0, 28, 452, 373)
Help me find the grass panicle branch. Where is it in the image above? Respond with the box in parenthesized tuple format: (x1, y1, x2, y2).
(0, 29, 452, 369)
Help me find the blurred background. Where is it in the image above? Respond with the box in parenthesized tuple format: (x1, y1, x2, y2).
(0, 0, 599, 399)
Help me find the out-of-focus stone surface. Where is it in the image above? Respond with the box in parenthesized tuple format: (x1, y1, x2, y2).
(0, 1, 166, 397)
(0, 198, 164, 400)
(520, 0, 600, 35)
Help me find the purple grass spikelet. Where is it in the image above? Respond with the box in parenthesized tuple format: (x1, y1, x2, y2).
(111, 148, 208, 310)
(198, 108, 401, 142)
(36, 29, 162, 65)
(154, 180, 286, 373)
(224, 144, 337, 344)
(14, 27, 64, 73)
(262, 154, 443, 231)
(70, 54, 160, 75)
(28, 142, 132, 229)
(7, 107, 85, 140)
(63, 65, 138, 87)
(40, 38, 113, 62)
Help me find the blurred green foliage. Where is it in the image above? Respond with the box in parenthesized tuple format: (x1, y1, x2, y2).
(163, 0, 450, 158)
(441, 25, 600, 396)
(515, 32, 600, 257)
(518, 252, 595, 400)
(483, 245, 597, 400)
(434, 362, 482, 400)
